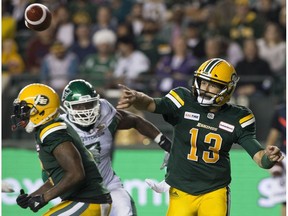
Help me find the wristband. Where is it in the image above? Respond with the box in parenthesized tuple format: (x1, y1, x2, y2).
(261, 154, 276, 169)
(154, 133, 162, 144)
(154, 133, 171, 153)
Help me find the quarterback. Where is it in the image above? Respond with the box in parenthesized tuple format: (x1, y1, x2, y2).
(61, 79, 171, 216)
(11, 83, 112, 215)
(117, 58, 284, 216)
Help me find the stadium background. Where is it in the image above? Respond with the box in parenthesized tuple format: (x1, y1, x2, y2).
(2, 0, 286, 215)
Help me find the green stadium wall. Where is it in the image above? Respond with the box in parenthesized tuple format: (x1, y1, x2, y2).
(2, 148, 282, 216)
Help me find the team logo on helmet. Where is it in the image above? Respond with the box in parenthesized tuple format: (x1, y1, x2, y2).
(62, 88, 72, 101)
(36, 95, 49, 106)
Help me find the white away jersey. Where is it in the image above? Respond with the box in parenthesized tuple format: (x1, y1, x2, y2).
(61, 99, 123, 191)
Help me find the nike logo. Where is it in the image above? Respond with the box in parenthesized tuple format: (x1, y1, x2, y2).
(170, 191, 179, 197)
(34, 202, 40, 207)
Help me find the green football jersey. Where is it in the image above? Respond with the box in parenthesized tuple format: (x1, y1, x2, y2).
(154, 87, 264, 195)
(35, 118, 110, 202)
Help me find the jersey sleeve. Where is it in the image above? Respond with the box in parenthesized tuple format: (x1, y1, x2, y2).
(99, 99, 117, 126)
(40, 122, 73, 154)
(236, 107, 264, 157)
(154, 87, 187, 126)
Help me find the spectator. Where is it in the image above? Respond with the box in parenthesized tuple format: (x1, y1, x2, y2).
(80, 29, 117, 93)
(91, 5, 118, 36)
(155, 35, 198, 96)
(2, 2, 16, 40)
(257, 22, 286, 75)
(158, 4, 187, 45)
(125, 2, 144, 37)
(68, 0, 96, 24)
(41, 41, 79, 94)
(235, 37, 273, 97)
(69, 23, 96, 64)
(25, 28, 55, 74)
(184, 21, 206, 60)
(2, 39, 25, 75)
(254, 0, 281, 23)
(136, 18, 170, 72)
(110, 0, 133, 24)
(203, 35, 243, 67)
(116, 22, 135, 39)
(142, 0, 167, 24)
(229, 0, 266, 45)
(54, 5, 75, 48)
(113, 36, 150, 92)
(203, 36, 228, 61)
(11, 0, 29, 31)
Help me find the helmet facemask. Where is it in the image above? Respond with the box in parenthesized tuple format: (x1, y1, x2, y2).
(64, 94, 100, 127)
(193, 75, 239, 107)
(11, 100, 39, 133)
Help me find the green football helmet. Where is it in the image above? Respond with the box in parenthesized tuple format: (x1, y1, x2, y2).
(62, 79, 100, 126)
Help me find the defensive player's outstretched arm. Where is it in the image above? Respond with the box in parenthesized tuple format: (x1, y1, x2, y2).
(117, 84, 156, 112)
(253, 145, 284, 169)
(116, 109, 171, 152)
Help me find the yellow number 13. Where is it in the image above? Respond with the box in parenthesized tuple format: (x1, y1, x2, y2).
(187, 128, 222, 163)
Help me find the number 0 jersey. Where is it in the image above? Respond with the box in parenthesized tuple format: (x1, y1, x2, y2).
(35, 119, 110, 203)
(154, 87, 264, 195)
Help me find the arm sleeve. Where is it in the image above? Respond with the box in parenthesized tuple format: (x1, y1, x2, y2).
(239, 138, 264, 158)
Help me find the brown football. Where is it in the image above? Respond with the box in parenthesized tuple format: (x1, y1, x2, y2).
(24, 3, 52, 31)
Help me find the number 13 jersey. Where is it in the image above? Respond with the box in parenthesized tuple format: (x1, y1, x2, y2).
(154, 87, 264, 195)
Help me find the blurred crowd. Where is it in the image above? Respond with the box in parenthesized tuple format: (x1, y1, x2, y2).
(2, 0, 286, 103)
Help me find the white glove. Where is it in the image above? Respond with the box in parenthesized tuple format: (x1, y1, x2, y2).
(2, 181, 14, 193)
(145, 179, 170, 193)
(160, 152, 170, 170)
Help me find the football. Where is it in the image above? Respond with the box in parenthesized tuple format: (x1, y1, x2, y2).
(24, 3, 52, 31)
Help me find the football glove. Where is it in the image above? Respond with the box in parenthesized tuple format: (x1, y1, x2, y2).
(16, 189, 30, 209)
(145, 179, 170, 193)
(28, 194, 48, 212)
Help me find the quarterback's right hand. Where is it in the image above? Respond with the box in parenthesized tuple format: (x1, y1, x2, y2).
(145, 179, 170, 193)
(117, 84, 137, 109)
(16, 189, 30, 209)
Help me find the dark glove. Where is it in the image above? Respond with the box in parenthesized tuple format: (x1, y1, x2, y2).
(28, 194, 48, 212)
(16, 189, 30, 209)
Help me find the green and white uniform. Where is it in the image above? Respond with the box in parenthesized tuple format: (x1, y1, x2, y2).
(35, 119, 111, 203)
(154, 87, 264, 195)
(61, 99, 137, 216)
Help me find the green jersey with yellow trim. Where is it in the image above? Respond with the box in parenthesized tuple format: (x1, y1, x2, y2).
(154, 87, 264, 195)
(35, 118, 110, 202)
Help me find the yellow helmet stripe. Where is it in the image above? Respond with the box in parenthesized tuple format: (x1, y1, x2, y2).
(166, 90, 184, 108)
(40, 122, 67, 142)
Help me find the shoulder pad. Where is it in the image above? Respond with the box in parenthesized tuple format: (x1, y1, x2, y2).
(40, 122, 67, 142)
